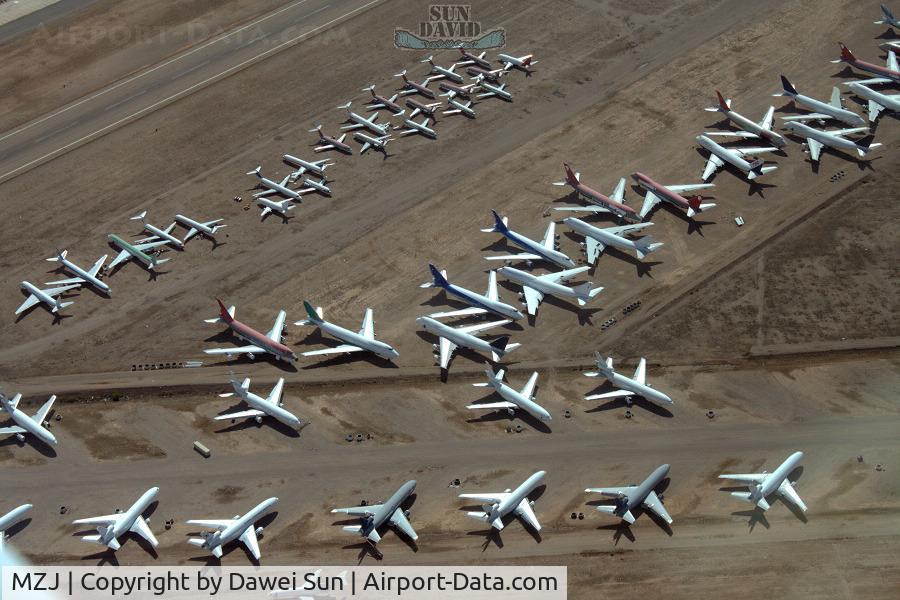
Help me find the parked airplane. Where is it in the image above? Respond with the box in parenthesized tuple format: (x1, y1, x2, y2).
(0, 392, 56, 446)
(457, 48, 492, 69)
(216, 377, 302, 429)
(703, 91, 786, 148)
(875, 3, 900, 28)
(421, 55, 464, 83)
(552, 164, 640, 222)
(393, 70, 436, 98)
(131, 211, 183, 249)
(563, 217, 662, 264)
(475, 76, 512, 101)
(584, 353, 674, 408)
(45, 250, 109, 295)
(467, 65, 506, 83)
(460, 471, 545, 531)
(696, 135, 778, 181)
(405, 98, 442, 119)
(586, 464, 672, 525)
(482, 210, 576, 269)
(72, 487, 159, 552)
(784, 122, 879, 162)
(498, 53, 537, 75)
(845, 81, 900, 121)
(309, 125, 353, 155)
(469, 368, 551, 421)
(416, 316, 518, 370)
(295, 301, 399, 360)
(247, 166, 326, 200)
(256, 197, 295, 221)
(337, 102, 392, 136)
(631, 172, 716, 219)
(175, 214, 226, 243)
(879, 40, 900, 53)
(831, 42, 899, 85)
(421, 264, 524, 320)
(443, 97, 476, 118)
(439, 80, 479, 99)
(204, 299, 297, 363)
(720, 451, 807, 512)
(775, 76, 868, 127)
(497, 265, 602, 316)
(332, 480, 417, 545)
(106, 234, 169, 271)
(187, 497, 278, 560)
(15, 281, 77, 316)
(282, 155, 332, 182)
(0, 504, 32, 551)
(394, 117, 437, 139)
(353, 131, 392, 155)
(362, 85, 405, 116)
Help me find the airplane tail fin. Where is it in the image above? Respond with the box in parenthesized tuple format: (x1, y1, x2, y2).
(884, 4, 895, 20)
(489, 338, 520, 361)
(131, 210, 148, 223)
(563, 163, 580, 186)
(705, 90, 730, 112)
(207, 298, 235, 324)
(481, 209, 509, 233)
(301, 301, 324, 324)
(838, 42, 855, 63)
(573, 282, 602, 306)
(246, 166, 262, 177)
(336, 101, 352, 110)
(46, 249, 68, 263)
(421, 263, 449, 289)
(776, 75, 798, 97)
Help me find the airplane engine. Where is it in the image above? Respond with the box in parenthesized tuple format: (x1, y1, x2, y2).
(255, 526, 264, 537)
(255, 416, 263, 425)
(15, 433, 25, 443)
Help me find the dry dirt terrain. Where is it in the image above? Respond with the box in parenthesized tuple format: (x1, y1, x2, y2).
(1, 1, 898, 599)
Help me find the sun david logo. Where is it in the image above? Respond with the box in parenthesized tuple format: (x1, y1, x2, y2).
(395, 5, 505, 50)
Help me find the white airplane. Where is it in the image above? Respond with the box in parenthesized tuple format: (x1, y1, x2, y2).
(72, 487, 159, 552)
(332, 480, 418, 545)
(421, 264, 524, 320)
(0, 392, 57, 446)
(394, 117, 437, 139)
(474, 75, 512, 101)
(175, 214, 226, 243)
(696, 135, 778, 181)
(584, 353, 673, 408)
(586, 464, 672, 525)
(204, 299, 298, 363)
(631, 172, 716, 219)
(337, 102, 391, 136)
(257, 197, 295, 221)
(295, 301, 399, 360)
(45, 249, 109, 295)
(246, 166, 303, 201)
(362, 84, 405, 116)
(875, 3, 900, 27)
(775, 76, 868, 127)
(879, 40, 900, 54)
(784, 122, 879, 162)
(216, 377, 302, 429)
(0, 504, 32, 551)
(469, 367, 551, 421)
(703, 90, 786, 147)
(394, 70, 437, 98)
(353, 131, 392, 154)
(720, 451, 807, 513)
(308, 125, 354, 155)
(498, 53, 537, 75)
(106, 234, 169, 272)
(131, 211, 183, 249)
(282, 155, 332, 182)
(443, 97, 476, 118)
(563, 218, 663, 264)
(845, 81, 900, 122)
(15, 281, 77, 316)
(416, 316, 518, 371)
(405, 98, 442, 119)
(421, 55, 464, 83)
(482, 210, 576, 269)
(187, 497, 278, 561)
(460, 471, 545, 531)
(496, 265, 602, 316)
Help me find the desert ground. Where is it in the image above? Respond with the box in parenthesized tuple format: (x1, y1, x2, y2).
(0, 1, 898, 599)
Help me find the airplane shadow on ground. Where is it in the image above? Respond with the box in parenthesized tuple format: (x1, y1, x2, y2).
(185, 511, 278, 567)
(459, 484, 546, 550)
(5, 518, 32, 544)
(582, 382, 674, 418)
(0, 430, 58, 458)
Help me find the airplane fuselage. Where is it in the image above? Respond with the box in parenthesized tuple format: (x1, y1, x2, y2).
(0, 504, 32, 533)
(141, 222, 183, 248)
(406, 98, 439, 117)
(844, 57, 900, 82)
(495, 471, 544, 522)
(318, 318, 399, 360)
(429, 64, 463, 83)
(563, 217, 648, 255)
(490, 378, 551, 421)
(368, 93, 403, 114)
(400, 119, 436, 138)
(790, 92, 867, 127)
(20, 281, 67, 313)
(499, 228, 576, 269)
(759, 452, 804, 498)
(631, 172, 696, 211)
(848, 82, 900, 114)
(228, 315, 297, 363)
(439, 281, 523, 320)
(344, 111, 389, 136)
(570, 181, 640, 223)
(108, 234, 160, 268)
(497, 266, 583, 302)
(111, 487, 159, 541)
(721, 109, 786, 147)
(446, 98, 475, 117)
(416, 316, 506, 358)
(239, 388, 302, 428)
(368, 481, 416, 537)
(598, 365, 674, 407)
(215, 497, 278, 551)
(784, 122, 869, 156)
(626, 464, 669, 511)
(696, 135, 759, 175)
(256, 176, 302, 200)
(479, 80, 512, 100)
(58, 256, 110, 295)
(2, 395, 57, 446)
(175, 214, 221, 239)
(282, 155, 328, 178)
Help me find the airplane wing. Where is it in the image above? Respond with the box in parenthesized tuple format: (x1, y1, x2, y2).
(584, 485, 638, 499)
(760, 105, 775, 130)
(129, 516, 159, 547)
(520, 371, 539, 399)
(34, 396, 55, 423)
(428, 306, 488, 318)
(642, 491, 672, 524)
(552, 206, 613, 214)
(777, 480, 807, 512)
(633, 358, 646, 385)
(610, 177, 626, 202)
(807, 138, 824, 162)
(239, 525, 262, 560)
(888, 51, 899, 72)
(359, 309, 375, 339)
(523, 286, 543, 316)
(132, 240, 169, 252)
(458, 492, 509, 504)
(214, 409, 266, 421)
(867, 99, 885, 122)
(585, 237, 605, 264)
(541, 221, 556, 250)
(536, 266, 590, 284)
(89, 255, 107, 277)
(301, 344, 365, 357)
(266, 310, 287, 342)
(735, 146, 778, 156)
(640, 192, 662, 218)
(514, 498, 541, 531)
(106, 250, 131, 271)
(703, 131, 761, 139)
(186, 519, 235, 530)
(853, 77, 894, 85)
(485, 253, 543, 262)
(266, 378, 285, 405)
(0, 425, 26, 435)
(438, 336, 457, 370)
(73, 514, 122, 526)
(331, 505, 379, 516)
(584, 389, 633, 400)
(15, 295, 40, 315)
(665, 184, 715, 193)
(486, 271, 499, 302)
(717, 473, 766, 483)
(701, 154, 724, 180)
(389, 508, 418, 540)
(466, 401, 518, 411)
(204, 345, 266, 357)
(457, 320, 509, 335)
